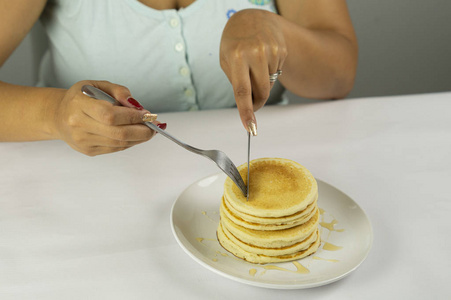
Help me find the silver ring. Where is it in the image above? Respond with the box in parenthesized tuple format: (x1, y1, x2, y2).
(269, 70, 282, 83)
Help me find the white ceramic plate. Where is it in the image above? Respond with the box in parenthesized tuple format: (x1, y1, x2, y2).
(170, 173, 373, 289)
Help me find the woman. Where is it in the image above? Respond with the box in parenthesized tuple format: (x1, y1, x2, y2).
(0, 0, 357, 156)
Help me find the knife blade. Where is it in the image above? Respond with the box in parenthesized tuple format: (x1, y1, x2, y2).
(247, 131, 250, 201)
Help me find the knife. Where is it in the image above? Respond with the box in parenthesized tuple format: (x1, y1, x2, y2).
(246, 121, 257, 201)
(247, 131, 250, 201)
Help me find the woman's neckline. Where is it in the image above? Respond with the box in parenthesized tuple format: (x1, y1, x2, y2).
(137, 0, 196, 11)
(125, 0, 206, 18)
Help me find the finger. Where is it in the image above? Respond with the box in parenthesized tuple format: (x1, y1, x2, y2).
(81, 99, 153, 126)
(68, 126, 154, 156)
(67, 111, 155, 142)
(91, 122, 155, 142)
(230, 63, 257, 133)
(73, 144, 132, 157)
(249, 57, 271, 112)
(65, 135, 132, 157)
(81, 81, 156, 124)
(269, 46, 286, 88)
(79, 132, 153, 148)
(89, 80, 150, 112)
(154, 121, 167, 131)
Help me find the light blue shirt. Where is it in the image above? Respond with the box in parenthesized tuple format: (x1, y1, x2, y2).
(38, 0, 284, 112)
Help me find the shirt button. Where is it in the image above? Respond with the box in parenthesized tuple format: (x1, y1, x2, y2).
(179, 67, 189, 76)
(175, 43, 184, 52)
(184, 88, 194, 97)
(169, 18, 179, 28)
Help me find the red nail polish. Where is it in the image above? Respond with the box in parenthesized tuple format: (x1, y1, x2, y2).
(127, 97, 143, 110)
(157, 123, 167, 130)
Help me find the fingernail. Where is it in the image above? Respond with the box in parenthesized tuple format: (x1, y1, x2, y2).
(157, 123, 167, 130)
(127, 97, 143, 110)
(247, 120, 257, 136)
(142, 113, 158, 122)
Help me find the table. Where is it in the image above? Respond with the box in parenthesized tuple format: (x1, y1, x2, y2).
(1, 92, 450, 299)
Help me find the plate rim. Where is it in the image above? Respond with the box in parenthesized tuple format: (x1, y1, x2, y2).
(170, 173, 373, 289)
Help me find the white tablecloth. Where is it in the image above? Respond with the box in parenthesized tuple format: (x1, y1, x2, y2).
(1, 92, 450, 299)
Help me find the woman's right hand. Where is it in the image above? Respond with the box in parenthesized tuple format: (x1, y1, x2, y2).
(53, 80, 158, 156)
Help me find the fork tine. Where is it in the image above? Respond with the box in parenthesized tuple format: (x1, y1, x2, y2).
(232, 165, 246, 186)
(228, 165, 247, 195)
(217, 163, 246, 195)
(228, 163, 242, 183)
(229, 166, 241, 183)
(233, 170, 245, 189)
(228, 162, 238, 176)
(230, 174, 246, 195)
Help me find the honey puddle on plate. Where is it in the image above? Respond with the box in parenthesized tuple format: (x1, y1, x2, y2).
(313, 256, 339, 263)
(320, 219, 345, 232)
(323, 242, 343, 251)
(249, 261, 309, 277)
(201, 211, 217, 223)
(319, 208, 344, 233)
(197, 208, 343, 277)
(196, 237, 217, 244)
(261, 261, 310, 275)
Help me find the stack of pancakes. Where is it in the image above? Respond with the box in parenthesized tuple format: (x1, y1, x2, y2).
(217, 158, 320, 264)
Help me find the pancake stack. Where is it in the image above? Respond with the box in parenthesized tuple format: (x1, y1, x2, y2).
(217, 158, 320, 264)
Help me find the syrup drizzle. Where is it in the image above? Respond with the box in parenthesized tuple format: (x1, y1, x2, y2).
(196, 237, 216, 245)
(261, 261, 310, 275)
(313, 256, 339, 263)
(201, 211, 217, 223)
(323, 242, 343, 251)
(319, 219, 345, 232)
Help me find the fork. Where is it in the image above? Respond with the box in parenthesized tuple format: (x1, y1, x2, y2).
(81, 85, 247, 196)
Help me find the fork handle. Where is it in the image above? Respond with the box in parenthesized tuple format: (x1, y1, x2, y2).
(81, 85, 121, 106)
(143, 122, 202, 155)
(82, 85, 246, 196)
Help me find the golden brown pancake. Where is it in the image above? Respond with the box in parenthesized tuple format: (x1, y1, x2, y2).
(220, 208, 320, 248)
(221, 222, 319, 256)
(221, 196, 318, 230)
(217, 158, 321, 264)
(218, 225, 321, 264)
(224, 158, 318, 218)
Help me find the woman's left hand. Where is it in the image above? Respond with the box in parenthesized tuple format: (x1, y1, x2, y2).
(220, 9, 287, 134)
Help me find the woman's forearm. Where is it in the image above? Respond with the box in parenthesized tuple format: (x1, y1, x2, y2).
(279, 16, 358, 100)
(0, 80, 158, 156)
(0, 81, 64, 141)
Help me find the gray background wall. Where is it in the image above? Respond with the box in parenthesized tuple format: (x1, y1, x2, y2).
(1, 1, 450, 101)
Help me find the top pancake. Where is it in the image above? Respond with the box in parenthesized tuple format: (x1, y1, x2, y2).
(224, 158, 317, 218)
